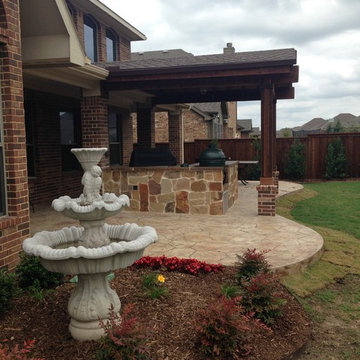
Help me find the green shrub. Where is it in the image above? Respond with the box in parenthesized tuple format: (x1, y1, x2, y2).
(15, 253, 63, 290)
(0, 269, 16, 317)
(325, 137, 349, 179)
(283, 139, 306, 180)
(220, 283, 240, 299)
(240, 272, 286, 325)
(236, 248, 270, 283)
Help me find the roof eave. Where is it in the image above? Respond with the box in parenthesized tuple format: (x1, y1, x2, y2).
(106, 59, 297, 79)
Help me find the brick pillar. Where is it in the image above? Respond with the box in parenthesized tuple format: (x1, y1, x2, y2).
(272, 170, 280, 194)
(256, 184, 277, 216)
(0, 0, 30, 270)
(168, 110, 183, 164)
(121, 110, 133, 165)
(80, 96, 109, 166)
(136, 106, 155, 149)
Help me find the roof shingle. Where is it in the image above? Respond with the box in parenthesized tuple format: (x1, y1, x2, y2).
(99, 48, 296, 71)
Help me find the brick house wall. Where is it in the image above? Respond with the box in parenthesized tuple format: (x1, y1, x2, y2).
(155, 112, 168, 143)
(0, 0, 30, 270)
(224, 101, 237, 138)
(183, 109, 208, 142)
(133, 108, 209, 145)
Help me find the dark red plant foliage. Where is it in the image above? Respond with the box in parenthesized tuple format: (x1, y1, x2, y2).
(132, 255, 224, 276)
(195, 296, 268, 359)
(240, 272, 286, 325)
(98, 303, 150, 359)
(0, 339, 45, 360)
(236, 248, 270, 282)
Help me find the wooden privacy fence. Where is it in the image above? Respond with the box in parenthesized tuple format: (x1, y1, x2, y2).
(180, 133, 360, 180)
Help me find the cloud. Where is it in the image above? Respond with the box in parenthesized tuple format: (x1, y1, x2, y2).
(102, 0, 360, 129)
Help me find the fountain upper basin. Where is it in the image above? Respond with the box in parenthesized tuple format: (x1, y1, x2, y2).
(52, 193, 130, 221)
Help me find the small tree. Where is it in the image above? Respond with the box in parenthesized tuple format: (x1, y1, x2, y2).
(325, 137, 349, 179)
(282, 128, 292, 137)
(283, 139, 306, 180)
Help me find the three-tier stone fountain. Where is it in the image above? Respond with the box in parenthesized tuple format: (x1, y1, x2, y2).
(23, 148, 158, 341)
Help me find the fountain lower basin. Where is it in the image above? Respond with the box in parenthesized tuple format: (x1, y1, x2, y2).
(23, 223, 157, 273)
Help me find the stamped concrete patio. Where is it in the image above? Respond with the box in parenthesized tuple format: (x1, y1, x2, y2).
(30, 181, 324, 274)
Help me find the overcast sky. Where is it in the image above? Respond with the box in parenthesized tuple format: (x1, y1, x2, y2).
(102, 0, 360, 129)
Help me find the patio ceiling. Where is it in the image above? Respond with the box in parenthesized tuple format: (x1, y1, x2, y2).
(102, 48, 299, 106)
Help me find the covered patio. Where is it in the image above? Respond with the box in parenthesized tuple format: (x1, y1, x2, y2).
(103, 46, 299, 216)
(30, 181, 323, 274)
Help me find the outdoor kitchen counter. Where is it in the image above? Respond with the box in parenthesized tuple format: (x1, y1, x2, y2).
(102, 161, 238, 215)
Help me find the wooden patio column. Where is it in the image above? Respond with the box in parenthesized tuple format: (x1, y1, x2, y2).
(136, 105, 155, 149)
(168, 110, 184, 164)
(260, 80, 275, 184)
(257, 80, 277, 216)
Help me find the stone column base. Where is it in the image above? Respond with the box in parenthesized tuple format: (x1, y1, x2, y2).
(256, 184, 277, 216)
(272, 170, 280, 194)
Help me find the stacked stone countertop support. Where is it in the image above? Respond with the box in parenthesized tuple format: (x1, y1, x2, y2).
(103, 162, 238, 215)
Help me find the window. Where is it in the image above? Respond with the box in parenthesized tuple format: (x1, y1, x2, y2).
(25, 104, 35, 177)
(108, 112, 122, 165)
(106, 29, 117, 62)
(60, 111, 81, 171)
(84, 15, 97, 62)
(0, 118, 5, 216)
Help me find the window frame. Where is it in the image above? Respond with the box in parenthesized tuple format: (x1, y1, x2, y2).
(25, 103, 36, 177)
(108, 112, 123, 165)
(106, 28, 117, 62)
(59, 109, 81, 172)
(84, 15, 98, 62)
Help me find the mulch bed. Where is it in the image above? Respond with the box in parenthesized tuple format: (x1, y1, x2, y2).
(0, 266, 310, 359)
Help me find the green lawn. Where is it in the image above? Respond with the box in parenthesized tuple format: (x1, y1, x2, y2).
(292, 181, 360, 239)
(277, 181, 360, 359)
(277, 181, 360, 296)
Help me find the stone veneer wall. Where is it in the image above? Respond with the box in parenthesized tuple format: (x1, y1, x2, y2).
(103, 162, 238, 215)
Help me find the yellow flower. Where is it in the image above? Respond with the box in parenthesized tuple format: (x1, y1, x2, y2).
(157, 274, 165, 283)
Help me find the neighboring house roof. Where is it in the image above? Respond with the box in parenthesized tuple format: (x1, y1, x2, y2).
(237, 119, 252, 131)
(100, 48, 297, 70)
(132, 49, 193, 60)
(300, 117, 327, 131)
(189, 102, 227, 122)
(193, 102, 222, 114)
(293, 113, 360, 136)
(250, 127, 261, 137)
(331, 113, 360, 128)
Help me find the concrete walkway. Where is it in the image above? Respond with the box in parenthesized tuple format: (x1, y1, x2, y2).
(30, 181, 324, 274)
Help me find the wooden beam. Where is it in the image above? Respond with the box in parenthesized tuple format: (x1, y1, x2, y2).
(106, 65, 294, 83)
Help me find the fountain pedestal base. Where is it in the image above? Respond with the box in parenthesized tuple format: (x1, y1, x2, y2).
(68, 273, 121, 341)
